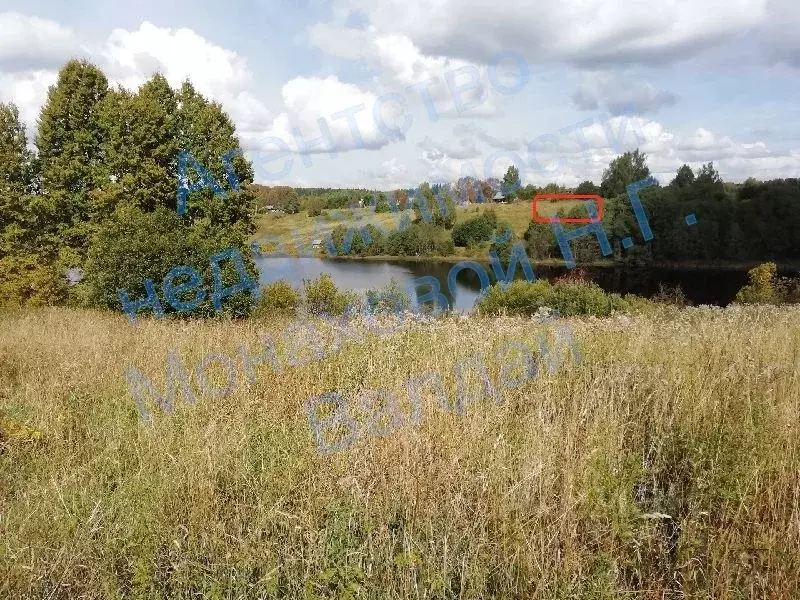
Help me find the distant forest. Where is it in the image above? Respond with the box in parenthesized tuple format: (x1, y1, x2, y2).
(251, 152, 800, 267)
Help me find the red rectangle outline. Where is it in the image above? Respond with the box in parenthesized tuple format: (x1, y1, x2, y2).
(532, 194, 604, 223)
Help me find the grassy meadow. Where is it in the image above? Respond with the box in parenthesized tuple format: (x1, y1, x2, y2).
(1, 304, 800, 598)
(252, 202, 537, 258)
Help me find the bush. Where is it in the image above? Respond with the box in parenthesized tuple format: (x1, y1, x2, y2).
(303, 273, 354, 316)
(0, 253, 69, 308)
(327, 224, 386, 256)
(477, 278, 632, 317)
(654, 283, 687, 306)
(385, 222, 453, 256)
(735, 262, 779, 304)
(452, 214, 494, 247)
(365, 278, 410, 314)
(307, 207, 322, 217)
(80, 205, 256, 319)
(375, 193, 391, 213)
(254, 280, 300, 317)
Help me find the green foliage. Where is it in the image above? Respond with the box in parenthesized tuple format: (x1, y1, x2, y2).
(502, 165, 521, 198)
(303, 273, 354, 316)
(285, 196, 300, 214)
(670, 164, 695, 188)
(735, 262, 779, 304)
(385, 222, 454, 256)
(328, 224, 386, 257)
(600, 149, 650, 198)
(79, 205, 255, 319)
(366, 278, 410, 314)
(0, 254, 68, 308)
(574, 180, 601, 195)
(477, 278, 631, 317)
(452, 212, 495, 247)
(412, 183, 455, 229)
(36, 60, 109, 255)
(254, 280, 300, 317)
(374, 192, 391, 213)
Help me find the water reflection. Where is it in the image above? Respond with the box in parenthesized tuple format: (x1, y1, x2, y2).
(255, 256, 751, 310)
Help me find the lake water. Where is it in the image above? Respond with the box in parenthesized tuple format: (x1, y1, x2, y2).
(254, 256, 754, 311)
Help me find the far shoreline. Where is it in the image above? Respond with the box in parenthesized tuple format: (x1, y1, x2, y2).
(253, 249, 800, 273)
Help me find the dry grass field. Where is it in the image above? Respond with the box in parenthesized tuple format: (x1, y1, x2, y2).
(1, 304, 799, 598)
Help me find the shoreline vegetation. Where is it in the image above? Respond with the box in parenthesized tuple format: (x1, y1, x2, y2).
(283, 250, 800, 273)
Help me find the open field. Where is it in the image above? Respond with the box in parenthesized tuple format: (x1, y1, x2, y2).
(2, 305, 800, 598)
(252, 202, 535, 256)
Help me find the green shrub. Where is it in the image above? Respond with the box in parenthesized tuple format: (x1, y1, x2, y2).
(452, 215, 494, 247)
(254, 280, 300, 317)
(366, 278, 410, 314)
(303, 273, 354, 316)
(80, 205, 256, 319)
(328, 224, 386, 256)
(385, 222, 452, 256)
(735, 262, 779, 304)
(477, 278, 632, 317)
(375, 193, 391, 213)
(0, 253, 69, 308)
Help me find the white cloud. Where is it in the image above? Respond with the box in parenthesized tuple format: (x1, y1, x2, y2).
(418, 135, 480, 160)
(310, 25, 502, 118)
(572, 72, 678, 115)
(359, 157, 409, 188)
(0, 12, 79, 73)
(0, 70, 58, 135)
(96, 22, 274, 134)
(257, 75, 395, 154)
(335, 0, 768, 66)
(417, 113, 800, 187)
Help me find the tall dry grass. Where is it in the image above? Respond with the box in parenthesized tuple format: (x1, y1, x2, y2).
(1, 304, 799, 598)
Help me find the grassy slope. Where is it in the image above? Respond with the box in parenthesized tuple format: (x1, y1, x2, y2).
(1, 305, 800, 597)
(252, 202, 535, 258)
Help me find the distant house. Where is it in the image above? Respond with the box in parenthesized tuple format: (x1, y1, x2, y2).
(311, 239, 324, 250)
(492, 192, 506, 203)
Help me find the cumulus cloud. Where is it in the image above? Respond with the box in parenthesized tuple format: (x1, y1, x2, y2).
(309, 25, 504, 118)
(0, 12, 79, 73)
(333, 0, 768, 67)
(359, 157, 409, 188)
(417, 113, 800, 187)
(572, 72, 678, 115)
(258, 75, 395, 154)
(418, 135, 480, 160)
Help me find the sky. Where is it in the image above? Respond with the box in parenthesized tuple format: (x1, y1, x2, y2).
(1, 0, 799, 190)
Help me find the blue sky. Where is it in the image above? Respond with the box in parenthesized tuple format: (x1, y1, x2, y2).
(1, 0, 799, 189)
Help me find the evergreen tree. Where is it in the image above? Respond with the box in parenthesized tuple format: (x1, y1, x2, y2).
(35, 60, 109, 260)
(95, 75, 179, 218)
(176, 81, 256, 231)
(0, 103, 33, 247)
